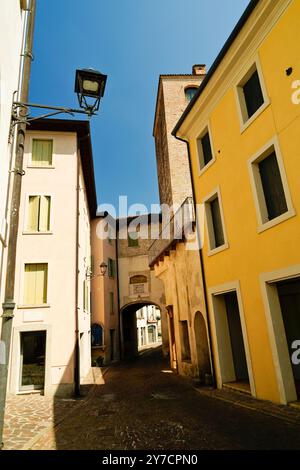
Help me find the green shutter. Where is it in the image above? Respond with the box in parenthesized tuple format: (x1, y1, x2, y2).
(32, 140, 53, 166)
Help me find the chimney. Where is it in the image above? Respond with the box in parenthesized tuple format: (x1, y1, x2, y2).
(192, 64, 206, 76)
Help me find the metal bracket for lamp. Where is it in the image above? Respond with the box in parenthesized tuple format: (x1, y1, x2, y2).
(9, 68, 107, 141)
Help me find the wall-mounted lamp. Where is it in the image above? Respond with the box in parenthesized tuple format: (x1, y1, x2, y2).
(74, 68, 107, 116)
(11, 68, 107, 136)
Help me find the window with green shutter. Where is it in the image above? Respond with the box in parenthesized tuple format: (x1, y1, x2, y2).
(32, 139, 53, 166)
(128, 231, 139, 247)
(27, 196, 51, 232)
(108, 258, 115, 278)
(24, 263, 48, 305)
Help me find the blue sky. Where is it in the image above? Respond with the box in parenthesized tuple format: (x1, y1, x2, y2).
(30, 0, 249, 215)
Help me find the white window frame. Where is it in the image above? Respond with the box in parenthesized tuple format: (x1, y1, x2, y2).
(260, 265, 300, 404)
(28, 137, 55, 169)
(235, 55, 270, 133)
(248, 136, 295, 233)
(196, 123, 216, 175)
(203, 187, 229, 256)
(23, 193, 53, 234)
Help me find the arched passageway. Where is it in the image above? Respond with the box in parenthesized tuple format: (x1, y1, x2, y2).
(194, 311, 211, 383)
(121, 301, 162, 359)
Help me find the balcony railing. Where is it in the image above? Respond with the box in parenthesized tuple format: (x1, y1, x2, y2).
(148, 197, 195, 267)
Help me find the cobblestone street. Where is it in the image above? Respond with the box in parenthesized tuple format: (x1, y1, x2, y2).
(8, 346, 298, 450)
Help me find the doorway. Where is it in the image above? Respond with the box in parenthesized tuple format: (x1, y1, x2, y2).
(110, 329, 115, 362)
(167, 306, 177, 370)
(225, 292, 249, 384)
(276, 278, 300, 399)
(20, 331, 46, 391)
(212, 288, 250, 392)
(194, 312, 211, 383)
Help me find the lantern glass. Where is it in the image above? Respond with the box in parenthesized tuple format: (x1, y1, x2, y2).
(83, 80, 100, 94)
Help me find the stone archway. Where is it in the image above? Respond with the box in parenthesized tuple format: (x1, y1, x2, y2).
(194, 311, 211, 383)
(120, 300, 163, 359)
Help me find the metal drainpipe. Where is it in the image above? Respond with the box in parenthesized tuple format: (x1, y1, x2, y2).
(74, 148, 81, 398)
(115, 228, 121, 361)
(0, 0, 37, 448)
(174, 135, 216, 388)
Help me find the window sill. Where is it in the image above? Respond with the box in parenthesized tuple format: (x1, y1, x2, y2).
(257, 208, 296, 234)
(17, 390, 43, 395)
(22, 231, 53, 235)
(207, 242, 229, 257)
(240, 100, 270, 134)
(18, 304, 50, 310)
(27, 165, 55, 169)
(198, 156, 216, 177)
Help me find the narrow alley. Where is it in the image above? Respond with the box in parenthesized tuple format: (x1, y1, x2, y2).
(26, 347, 300, 450)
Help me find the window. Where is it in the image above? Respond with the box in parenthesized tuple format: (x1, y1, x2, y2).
(27, 196, 51, 232)
(24, 263, 48, 305)
(108, 226, 113, 245)
(180, 321, 191, 361)
(108, 258, 115, 278)
(210, 197, 225, 248)
(83, 280, 89, 311)
(258, 151, 288, 220)
(128, 231, 139, 247)
(242, 69, 264, 119)
(185, 86, 198, 102)
(31, 139, 53, 167)
(109, 292, 114, 315)
(197, 127, 214, 171)
(205, 194, 225, 250)
(248, 139, 294, 231)
(236, 62, 267, 126)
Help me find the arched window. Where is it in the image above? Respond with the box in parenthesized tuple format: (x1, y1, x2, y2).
(185, 86, 198, 102)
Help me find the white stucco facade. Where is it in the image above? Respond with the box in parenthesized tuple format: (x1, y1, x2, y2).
(0, 0, 27, 303)
(4, 121, 94, 397)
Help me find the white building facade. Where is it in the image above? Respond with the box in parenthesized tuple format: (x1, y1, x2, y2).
(4, 119, 95, 397)
(136, 305, 161, 349)
(0, 0, 28, 303)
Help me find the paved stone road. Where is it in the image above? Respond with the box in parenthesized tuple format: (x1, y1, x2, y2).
(30, 347, 300, 450)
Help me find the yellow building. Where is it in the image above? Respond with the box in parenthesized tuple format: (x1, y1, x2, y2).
(173, 0, 300, 404)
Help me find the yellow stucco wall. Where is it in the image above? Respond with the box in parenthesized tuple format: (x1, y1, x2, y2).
(179, 0, 300, 403)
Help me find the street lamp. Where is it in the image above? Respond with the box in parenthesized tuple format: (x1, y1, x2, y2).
(75, 68, 107, 116)
(10, 68, 107, 135)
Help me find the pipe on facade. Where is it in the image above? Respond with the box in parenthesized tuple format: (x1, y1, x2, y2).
(0, 0, 37, 447)
(74, 147, 80, 397)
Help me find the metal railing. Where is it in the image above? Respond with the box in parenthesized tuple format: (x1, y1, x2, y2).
(148, 197, 195, 267)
